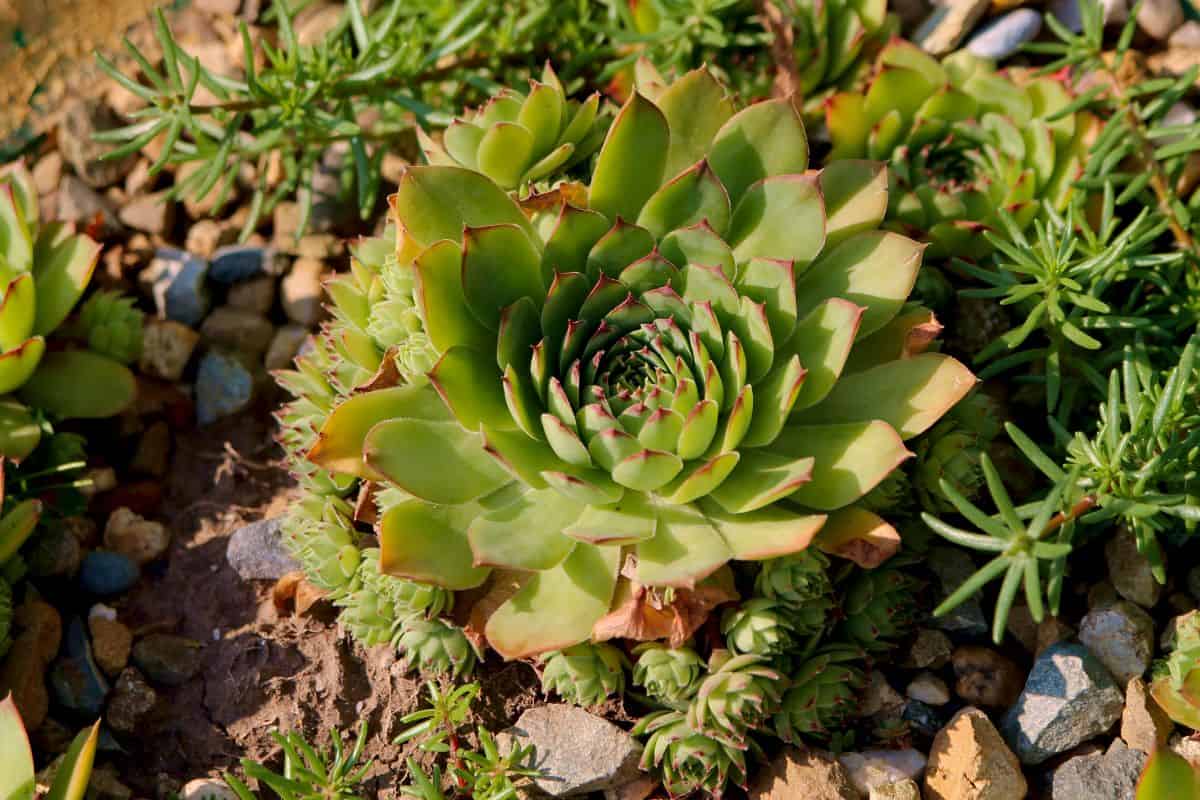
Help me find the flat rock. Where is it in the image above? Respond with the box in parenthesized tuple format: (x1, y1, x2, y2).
(132, 634, 202, 687)
(749, 749, 861, 800)
(901, 629, 953, 669)
(499, 705, 642, 797)
(1047, 739, 1146, 800)
(200, 306, 275, 356)
(226, 518, 298, 581)
(1137, 0, 1183, 39)
(907, 672, 950, 706)
(924, 707, 1027, 800)
(1078, 600, 1155, 685)
(118, 192, 175, 235)
(1001, 642, 1124, 765)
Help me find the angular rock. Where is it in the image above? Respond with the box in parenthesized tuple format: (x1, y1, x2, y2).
(838, 749, 926, 796)
(196, 350, 256, 426)
(226, 518, 298, 581)
(106, 667, 157, 733)
(200, 306, 275, 356)
(1047, 739, 1146, 800)
(104, 507, 170, 566)
(929, 547, 988, 638)
(907, 672, 951, 706)
(862, 671, 906, 718)
(132, 634, 202, 687)
(966, 8, 1042, 60)
(914, 0, 991, 57)
(749, 749, 861, 800)
(1078, 600, 1155, 685)
(1106, 528, 1162, 608)
(59, 100, 135, 187)
(27, 528, 81, 578)
(1001, 642, 1125, 765)
(49, 618, 110, 716)
(925, 707, 1027, 800)
(1171, 20, 1200, 48)
(499, 705, 642, 797)
(148, 248, 211, 326)
(140, 318, 201, 382)
(264, 324, 309, 371)
(79, 551, 140, 596)
(952, 645, 1023, 708)
(901, 699, 946, 739)
(1121, 676, 1173, 754)
(1137, 0, 1183, 39)
(901, 628, 953, 669)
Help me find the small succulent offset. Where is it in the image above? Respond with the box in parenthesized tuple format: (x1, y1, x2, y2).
(633, 642, 705, 705)
(419, 63, 608, 191)
(827, 41, 1087, 257)
(0, 164, 136, 461)
(838, 560, 922, 649)
(788, 0, 894, 114)
(540, 642, 629, 706)
(773, 643, 865, 743)
(1150, 610, 1200, 730)
(688, 650, 784, 743)
(293, 62, 974, 661)
(634, 709, 753, 798)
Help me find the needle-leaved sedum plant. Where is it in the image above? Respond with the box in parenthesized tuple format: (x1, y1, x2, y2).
(280, 64, 975, 662)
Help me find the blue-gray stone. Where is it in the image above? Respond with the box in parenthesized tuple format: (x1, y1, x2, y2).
(966, 9, 1043, 60)
(1049, 0, 1084, 32)
(928, 546, 988, 639)
(210, 245, 279, 283)
(80, 551, 139, 596)
(1000, 642, 1125, 765)
(132, 634, 201, 686)
(226, 518, 298, 581)
(49, 618, 110, 716)
(195, 351, 255, 426)
(1047, 740, 1147, 800)
(901, 699, 947, 738)
(152, 248, 211, 326)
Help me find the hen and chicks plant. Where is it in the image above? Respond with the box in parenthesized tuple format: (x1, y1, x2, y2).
(279, 60, 973, 666)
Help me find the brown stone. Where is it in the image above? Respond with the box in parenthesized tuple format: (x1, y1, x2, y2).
(139, 319, 200, 381)
(1121, 676, 1173, 754)
(952, 646, 1023, 708)
(924, 707, 1028, 800)
(1036, 616, 1075, 656)
(103, 507, 170, 565)
(748, 749, 862, 800)
(131, 421, 171, 477)
(200, 306, 275, 356)
(88, 616, 133, 677)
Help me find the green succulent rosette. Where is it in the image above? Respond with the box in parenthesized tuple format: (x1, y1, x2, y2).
(634, 709, 752, 797)
(687, 650, 784, 743)
(0, 165, 135, 452)
(1151, 610, 1200, 729)
(540, 642, 629, 706)
(297, 64, 974, 659)
(633, 642, 705, 705)
(773, 643, 865, 742)
(418, 63, 607, 192)
(790, 0, 895, 113)
(827, 41, 1088, 258)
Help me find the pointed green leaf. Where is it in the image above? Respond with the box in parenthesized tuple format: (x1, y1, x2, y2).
(518, 81, 565, 156)
(784, 298, 864, 412)
(659, 222, 735, 277)
(380, 499, 490, 589)
(0, 275, 34, 349)
(587, 219, 655, 279)
(636, 503, 732, 587)
(429, 347, 512, 431)
(414, 239, 493, 353)
(819, 161, 889, 248)
(444, 120, 484, 168)
(392, 165, 532, 258)
(365, 418, 511, 504)
(31, 226, 99, 336)
(612, 449, 683, 491)
(728, 175, 825, 267)
(565, 493, 657, 545)
(481, 426, 565, 489)
(701, 500, 827, 559)
(654, 67, 736, 178)
(486, 541, 620, 659)
(477, 123, 535, 189)
(776, 421, 911, 509)
(20, 351, 133, 419)
(708, 451, 814, 513)
(462, 224, 545, 330)
(1136, 749, 1200, 800)
(543, 204, 612, 281)
(469, 488, 580, 571)
(795, 231, 924, 339)
(660, 452, 740, 504)
(45, 721, 99, 800)
(794, 352, 976, 439)
(709, 97, 809, 207)
(636, 160, 731, 239)
(589, 92, 669, 222)
(309, 385, 449, 477)
(0, 694, 35, 800)
(541, 469, 626, 505)
(742, 355, 806, 447)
